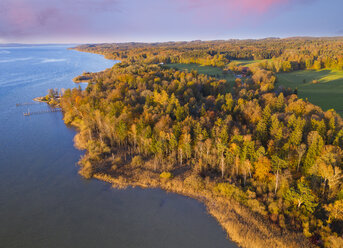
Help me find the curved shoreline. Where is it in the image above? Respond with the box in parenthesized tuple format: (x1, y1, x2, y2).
(63, 48, 314, 248)
(85, 165, 312, 248)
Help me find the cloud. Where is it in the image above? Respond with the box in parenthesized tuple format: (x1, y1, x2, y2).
(178, 0, 315, 14)
(232, 0, 290, 14)
(179, 0, 284, 13)
(0, 0, 326, 43)
(170, 0, 318, 31)
(175, 0, 316, 21)
(0, 0, 120, 39)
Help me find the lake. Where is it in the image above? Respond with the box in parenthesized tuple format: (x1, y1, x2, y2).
(0, 46, 236, 248)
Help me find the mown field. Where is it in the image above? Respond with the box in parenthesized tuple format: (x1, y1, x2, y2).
(166, 63, 236, 82)
(276, 69, 343, 112)
(232, 59, 264, 67)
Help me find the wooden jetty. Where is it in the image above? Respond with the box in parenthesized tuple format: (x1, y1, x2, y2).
(16, 102, 42, 107)
(23, 108, 61, 116)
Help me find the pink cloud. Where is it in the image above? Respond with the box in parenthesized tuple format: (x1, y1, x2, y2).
(172, 0, 316, 29)
(0, 0, 119, 39)
(232, 0, 289, 14)
(177, 0, 313, 15)
(7, 2, 36, 29)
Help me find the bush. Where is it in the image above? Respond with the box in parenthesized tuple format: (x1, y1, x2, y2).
(113, 156, 123, 165)
(302, 221, 312, 238)
(214, 183, 235, 198)
(268, 201, 280, 215)
(131, 155, 143, 167)
(337, 189, 343, 200)
(184, 175, 205, 191)
(160, 171, 173, 180)
(79, 160, 93, 179)
(247, 199, 267, 216)
(324, 235, 343, 248)
(279, 214, 286, 229)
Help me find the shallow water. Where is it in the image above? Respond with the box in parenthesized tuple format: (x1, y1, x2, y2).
(0, 45, 236, 248)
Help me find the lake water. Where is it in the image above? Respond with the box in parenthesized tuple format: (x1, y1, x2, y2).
(0, 46, 236, 248)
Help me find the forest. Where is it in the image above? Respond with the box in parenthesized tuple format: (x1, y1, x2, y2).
(75, 37, 343, 71)
(57, 38, 343, 248)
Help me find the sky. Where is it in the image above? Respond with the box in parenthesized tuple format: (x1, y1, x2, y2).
(0, 0, 342, 44)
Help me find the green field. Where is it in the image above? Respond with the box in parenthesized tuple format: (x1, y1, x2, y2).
(232, 59, 263, 67)
(277, 70, 343, 112)
(166, 63, 236, 82)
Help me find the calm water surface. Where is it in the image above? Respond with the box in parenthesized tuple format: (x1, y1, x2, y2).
(0, 46, 236, 248)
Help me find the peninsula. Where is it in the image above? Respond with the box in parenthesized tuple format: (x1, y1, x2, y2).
(50, 38, 343, 248)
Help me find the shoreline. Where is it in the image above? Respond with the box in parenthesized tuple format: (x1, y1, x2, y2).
(33, 96, 47, 103)
(89, 164, 312, 248)
(61, 47, 314, 248)
(72, 72, 93, 83)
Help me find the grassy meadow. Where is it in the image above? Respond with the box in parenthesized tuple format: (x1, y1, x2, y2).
(232, 59, 264, 67)
(166, 63, 236, 82)
(276, 70, 343, 112)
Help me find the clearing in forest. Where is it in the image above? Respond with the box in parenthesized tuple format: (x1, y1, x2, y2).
(166, 63, 236, 82)
(276, 69, 343, 112)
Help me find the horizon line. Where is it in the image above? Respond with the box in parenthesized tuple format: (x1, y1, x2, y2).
(1, 35, 343, 46)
